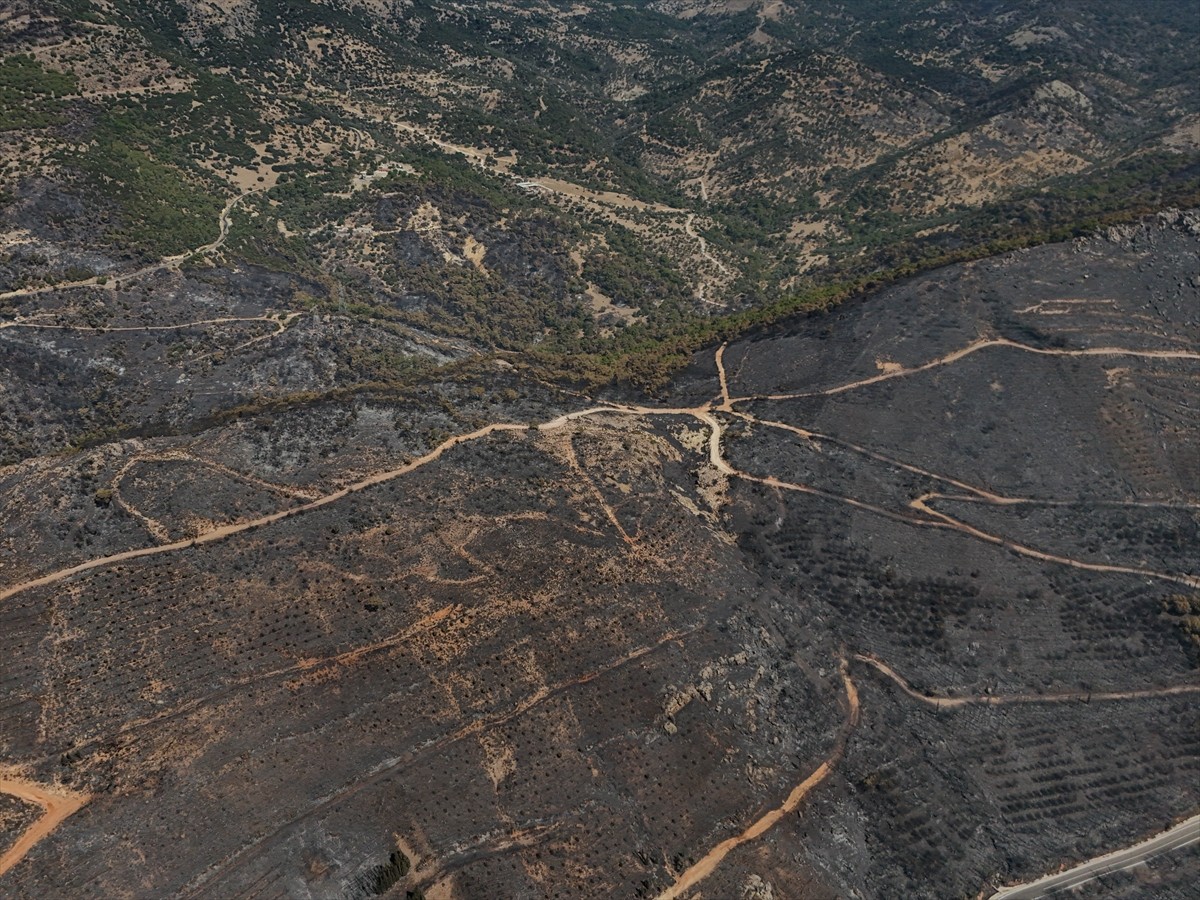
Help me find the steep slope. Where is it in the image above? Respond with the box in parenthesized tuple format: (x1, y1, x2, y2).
(1, 211, 1197, 899)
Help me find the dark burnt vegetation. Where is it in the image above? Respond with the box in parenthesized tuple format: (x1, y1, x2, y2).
(1162, 594, 1200, 667)
(1, 4, 1199, 898)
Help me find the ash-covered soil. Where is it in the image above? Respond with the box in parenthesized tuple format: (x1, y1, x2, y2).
(1, 212, 1198, 898)
(1084, 843, 1200, 899)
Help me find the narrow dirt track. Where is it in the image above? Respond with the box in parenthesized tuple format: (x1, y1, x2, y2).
(0, 190, 253, 304)
(178, 626, 698, 899)
(108, 447, 320, 544)
(1, 332, 1194, 892)
(0, 421, 530, 604)
(28, 605, 464, 773)
(0, 775, 89, 877)
(742, 337, 1200, 402)
(654, 661, 860, 900)
(413, 817, 573, 897)
(853, 654, 1200, 708)
(0, 312, 297, 335)
(908, 492, 1200, 589)
(6, 338, 1196, 603)
(684, 213, 732, 306)
(558, 431, 635, 544)
(719, 340, 1199, 587)
(721, 432, 1197, 588)
(744, 414, 1199, 511)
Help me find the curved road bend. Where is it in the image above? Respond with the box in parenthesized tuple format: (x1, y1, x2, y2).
(0, 775, 89, 877)
(990, 814, 1200, 898)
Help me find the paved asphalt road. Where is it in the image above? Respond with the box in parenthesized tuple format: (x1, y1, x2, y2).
(991, 814, 1200, 898)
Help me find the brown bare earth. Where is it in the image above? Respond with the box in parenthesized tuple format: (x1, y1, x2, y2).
(655, 661, 860, 900)
(0, 774, 88, 878)
(1, 209, 1198, 898)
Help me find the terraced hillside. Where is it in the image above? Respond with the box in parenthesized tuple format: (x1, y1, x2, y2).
(2, 207, 1197, 897)
(2, 2, 1199, 897)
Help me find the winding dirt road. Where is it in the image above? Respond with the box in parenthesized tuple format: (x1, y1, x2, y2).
(730, 409, 1199, 587)
(741, 337, 1200, 402)
(0, 774, 88, 877)
(1, 335, 1194, 887)
(718, 338, 1200, 587)
(0, 311, 299, 338)
(654, 660, 860, 900)
(0, 421, 530, 605)
(0, 190, 253, 304)
(178, 627, 698, 898)
(5, 338, 1196, 603)
(853, 654, 1200, 708)
(741, 414, 1197, 512)
(909, 491, 1200, 589)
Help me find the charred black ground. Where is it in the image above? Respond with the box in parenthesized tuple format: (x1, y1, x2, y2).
(1, 211, 1197, 898)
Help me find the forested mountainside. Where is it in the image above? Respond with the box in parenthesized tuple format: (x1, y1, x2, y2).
(1, 4, 1198, 899)
(2, 1, 1197, 436)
